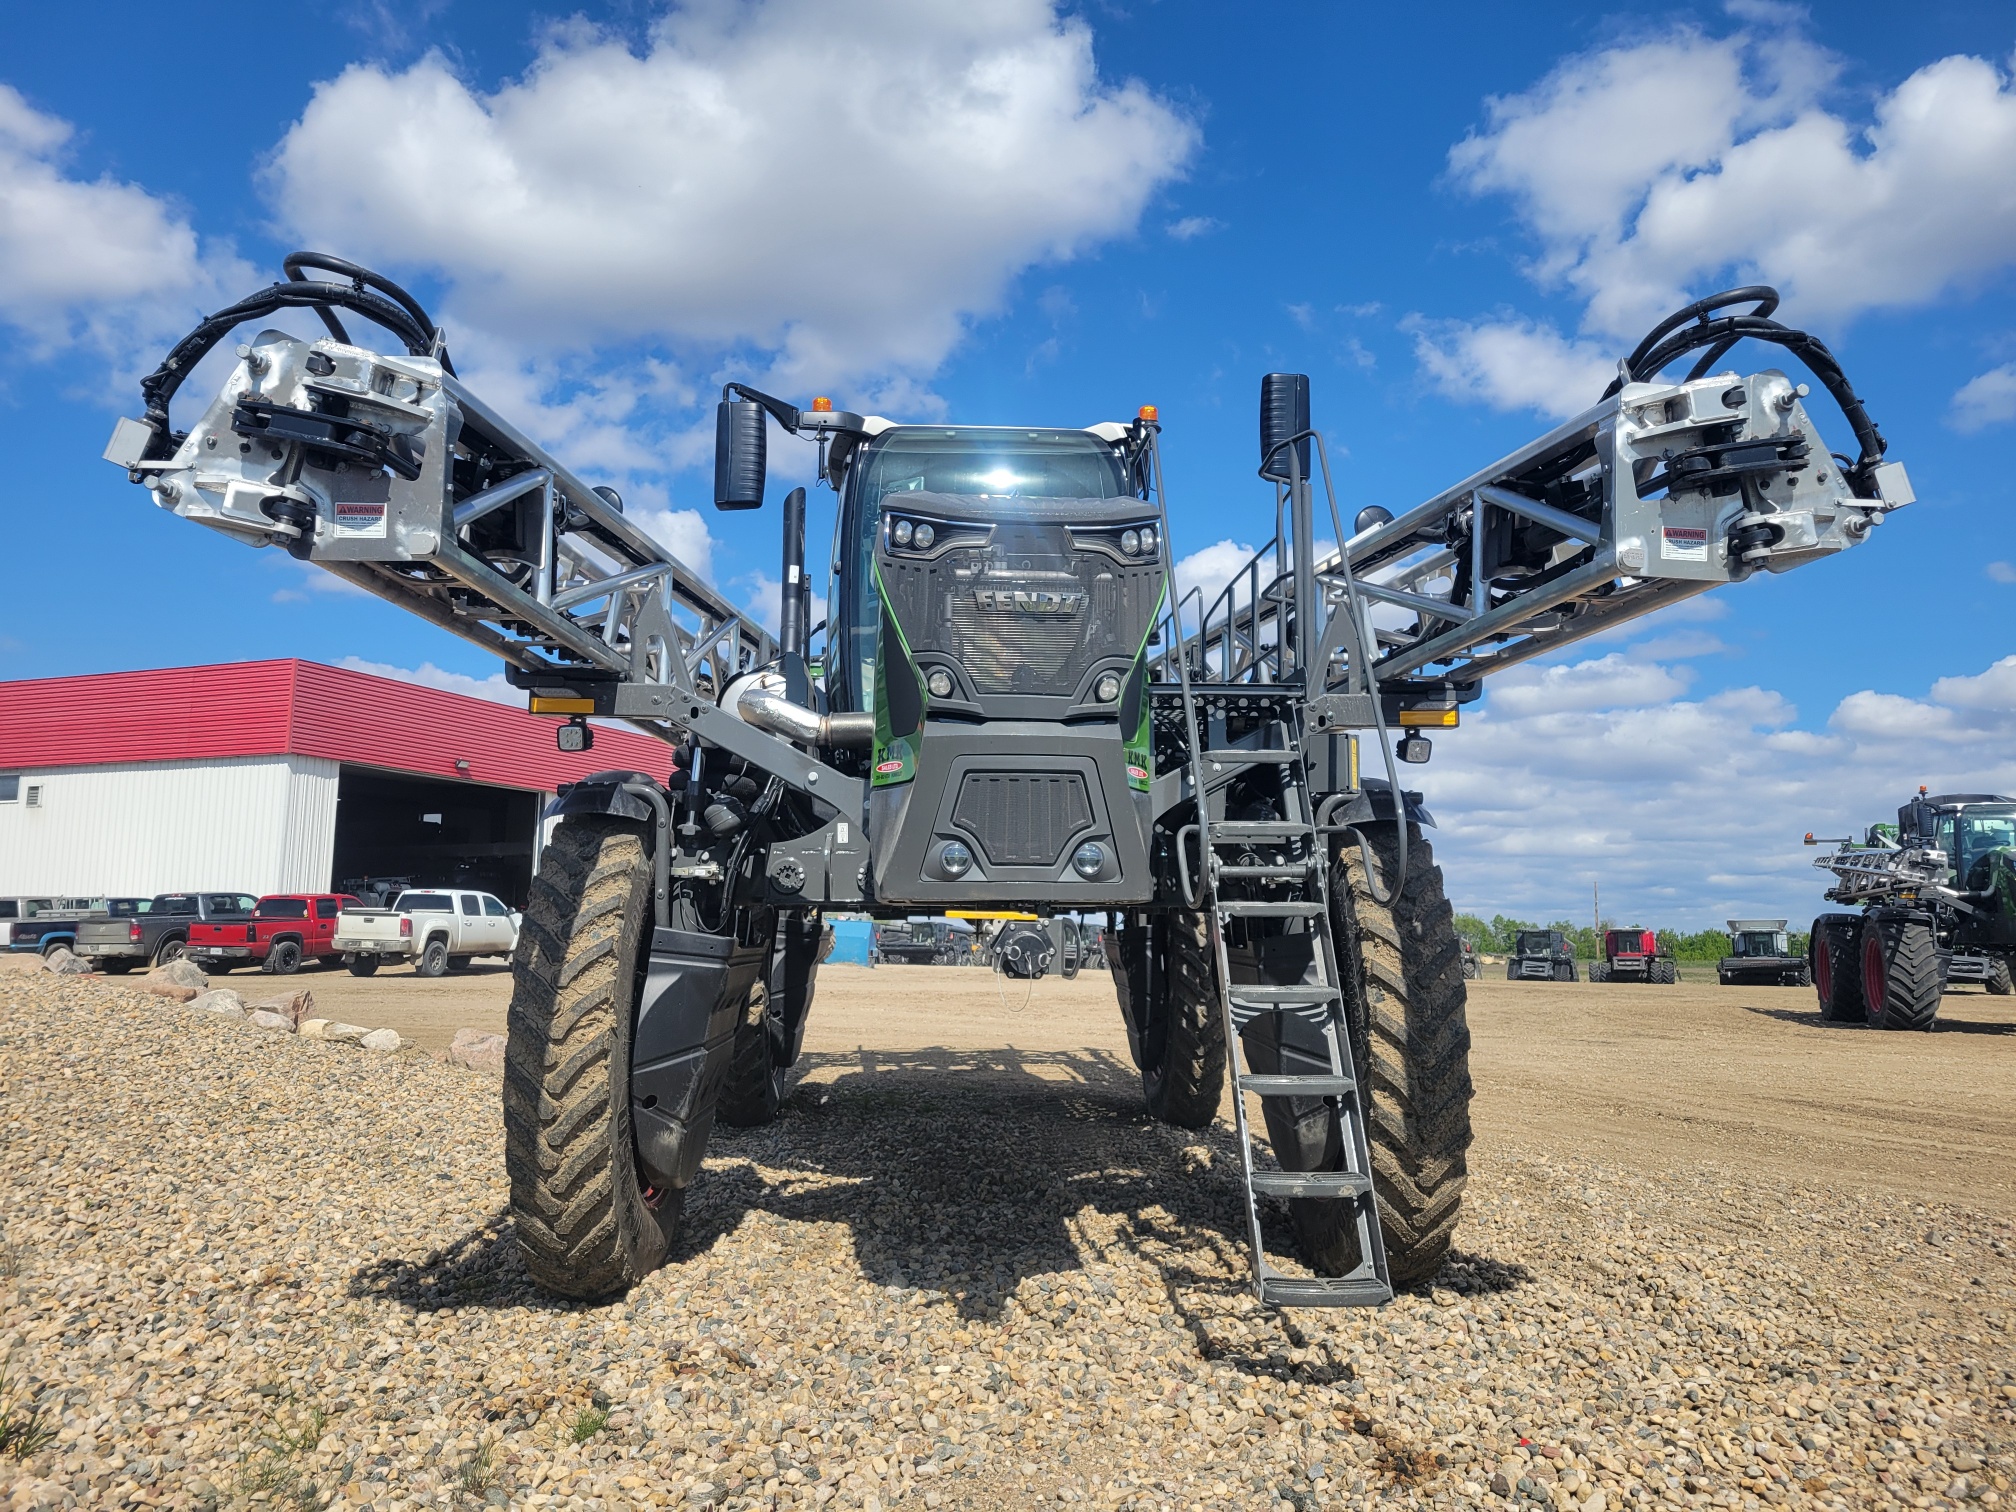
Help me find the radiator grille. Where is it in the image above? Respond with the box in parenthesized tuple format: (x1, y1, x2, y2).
(951, 772, 1094, 868)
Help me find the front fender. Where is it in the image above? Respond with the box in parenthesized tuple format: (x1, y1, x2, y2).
(545, 770, 663, 824)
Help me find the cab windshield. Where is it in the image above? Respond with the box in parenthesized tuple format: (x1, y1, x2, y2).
(1956, 805, 2016, 887)
(833, 428, 1130, 712)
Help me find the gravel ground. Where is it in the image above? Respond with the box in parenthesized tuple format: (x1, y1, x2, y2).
(2, 972, 2013, 1512)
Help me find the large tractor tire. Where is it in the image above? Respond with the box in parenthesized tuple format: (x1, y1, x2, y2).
(1588, 960, 1612, 984)
(504, 818, 680, 1299)
(1861, 911, 1943, 1031)
(1246, 823, 1472, 1290)
(1650, 957, 1678, 985)
(1812, 913, 1866, 1023)
(1111, 909, 1226, 1129)
(1986, 957, 2014, 997)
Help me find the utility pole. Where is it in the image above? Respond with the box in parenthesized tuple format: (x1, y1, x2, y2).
(1593, 882, 1600, 945)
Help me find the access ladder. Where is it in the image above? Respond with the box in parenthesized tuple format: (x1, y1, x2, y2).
(1192, 703, 1393, 1307)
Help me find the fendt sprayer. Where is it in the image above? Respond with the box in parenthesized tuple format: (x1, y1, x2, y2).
(107, 260, 1908, 1305)
(1808, 791, 2016, 1028)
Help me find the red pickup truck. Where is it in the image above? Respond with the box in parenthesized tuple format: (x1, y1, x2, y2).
(187, 893, 359, 975)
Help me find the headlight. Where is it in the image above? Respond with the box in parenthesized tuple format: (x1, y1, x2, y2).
(1094, 671, 1121, 702)
(892, 519, 913, 546)
(1072, 842, 1106, 879)
(937, 840, 973, 878)
(1139, 526, 1156, 555)
(1120, 529, 1140, 555)
(913, 522, 935, 549)
(926, 668, 955, 698)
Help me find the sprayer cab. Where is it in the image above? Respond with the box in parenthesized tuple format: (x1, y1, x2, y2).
(710, 385, 1167, 907)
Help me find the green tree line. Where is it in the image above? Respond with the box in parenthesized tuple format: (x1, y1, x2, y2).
(1453, 914, 1810, 961)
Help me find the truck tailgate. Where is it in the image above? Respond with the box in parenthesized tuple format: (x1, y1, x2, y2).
(75, 920, 137, 951)
(336, 912, 409, 945)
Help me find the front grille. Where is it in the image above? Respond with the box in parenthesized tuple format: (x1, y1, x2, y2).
(952, 772, 1094, 867)
(947, 573, 1120, 695)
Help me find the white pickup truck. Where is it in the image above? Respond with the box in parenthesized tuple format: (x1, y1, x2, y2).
(334, 889, 522, 977)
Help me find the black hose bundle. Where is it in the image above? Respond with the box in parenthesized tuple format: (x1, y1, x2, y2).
(1601, 286, 1886, 491)
(135, 252, 451, 460)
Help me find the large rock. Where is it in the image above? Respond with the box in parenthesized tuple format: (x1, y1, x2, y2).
(319, 1022, 369, 1045)
(247, 1009, 295, 1033)
(0, 953, 47, 977)
(250, 987, 315, 1027)
(147, 958, 210, 990)
(444, 1028, 507, 1076)
(190, 989, 244, 1018)
(360, 1028, 406, 1053)
(45, 948, 93, 976)
(139, 981, 199, 1003)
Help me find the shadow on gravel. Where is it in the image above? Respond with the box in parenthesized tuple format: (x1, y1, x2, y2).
(1742, 1005, 2016, 1035)
(347, 1208, 584, 1315)
(349, 1044, 1536, 1349)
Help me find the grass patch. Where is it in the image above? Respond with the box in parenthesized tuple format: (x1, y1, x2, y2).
(235, 1395, 329, 1510)
(458, 1436, 500, 1495)
(567, 1405, 610, 1444)
(0, 1356, 56, 1461)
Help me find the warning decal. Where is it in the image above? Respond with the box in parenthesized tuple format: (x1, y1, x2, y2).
(1661, 525, 1709, 562)
(332, 501, 388, 539)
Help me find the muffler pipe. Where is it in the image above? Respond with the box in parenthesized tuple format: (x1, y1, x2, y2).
(736, 690, 874, 749)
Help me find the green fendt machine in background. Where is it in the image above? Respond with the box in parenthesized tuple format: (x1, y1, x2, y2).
(112, 260, 1906, 1305)
(1809, 791, 2016, 1027)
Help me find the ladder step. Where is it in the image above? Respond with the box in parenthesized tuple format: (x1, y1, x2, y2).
(1249, 1170, 1373, 1198)
(1219, 900, 1323, 917)
(1211, 821, 1310, 840)
(1215, 863, 1315, 879)
(1201, 749, 1299, 765)
(1258, 1275, 1392, 1309)
(1238, 1074, 1356, 1096)
(1228, 985, 1338, 1005)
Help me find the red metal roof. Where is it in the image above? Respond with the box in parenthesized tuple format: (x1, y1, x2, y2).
(0, 660, 676, 790)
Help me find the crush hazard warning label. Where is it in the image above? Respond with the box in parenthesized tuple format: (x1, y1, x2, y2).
(332, 501, 388, 539)
(1661, 525, 1709, 562)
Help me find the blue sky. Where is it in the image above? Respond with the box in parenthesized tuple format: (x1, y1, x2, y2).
(3, 0, 2014, 928)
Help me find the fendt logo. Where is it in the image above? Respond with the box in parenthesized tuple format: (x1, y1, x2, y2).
(973, 588, 1086, 617)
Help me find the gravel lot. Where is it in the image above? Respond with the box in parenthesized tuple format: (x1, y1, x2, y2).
(2, 967, 2013, 1511)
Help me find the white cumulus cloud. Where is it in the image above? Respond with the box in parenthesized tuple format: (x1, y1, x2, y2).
(1426, 19, 2016, 415)
(265, 1, 1197, 389)
(0, 85, 249, 364)
(1952, 363, 2016, 433)
(1404, 313, 1617, 417)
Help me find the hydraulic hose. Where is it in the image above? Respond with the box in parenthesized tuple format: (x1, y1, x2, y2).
(1600, 285, 1887, 489)
(134, 253, 451, 460)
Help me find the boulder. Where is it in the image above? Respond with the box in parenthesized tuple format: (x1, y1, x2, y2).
(247, 1009, 295, 1033)
(147, 958, 210, 990)
(139, 982, 200, 1003)
(320, 1022, 369, 1045)
(250, 987, 315, 1027)
(297, 1018, 329, 1039)
(190, 989, 244, 1018)
(360, 1028, 406, 1053)
(444, 1028, 507, 1076)
(0, 953, 47, 977)
(45, 948, 93, 976)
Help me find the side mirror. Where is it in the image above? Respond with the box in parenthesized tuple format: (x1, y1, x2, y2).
(1259, 372, 1311, 484)
(714, 399, 767, 510)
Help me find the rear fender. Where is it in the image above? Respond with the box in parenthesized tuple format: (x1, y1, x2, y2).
(1325, 781, 1434, 830)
